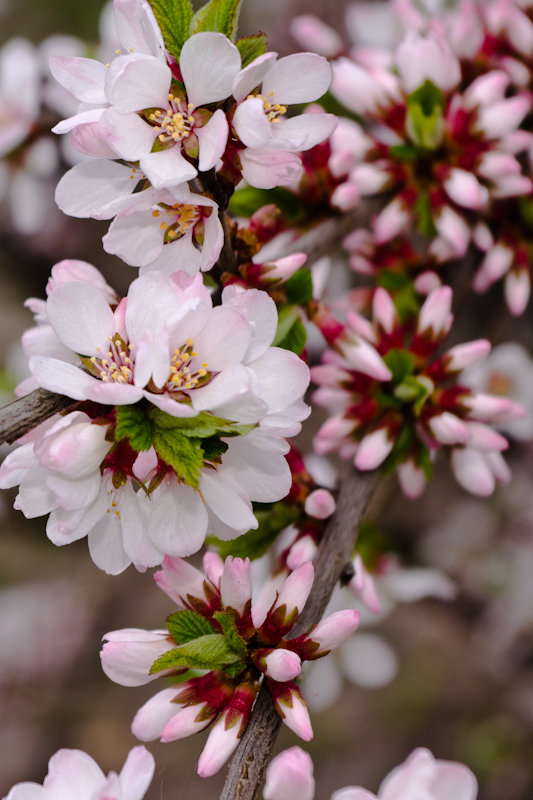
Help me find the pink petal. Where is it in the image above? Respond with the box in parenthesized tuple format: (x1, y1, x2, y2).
(106, 53, 170, 112)
(49, 56, 107, 104)
(180, 32, 241, 109)
(197, 108, 229, 171)
(140, 146, 198, 189)
(262, 53, 332, 104)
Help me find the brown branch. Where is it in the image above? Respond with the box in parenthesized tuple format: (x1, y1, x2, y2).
(0, 389, 78, 445)
(219, 468, 378, 800)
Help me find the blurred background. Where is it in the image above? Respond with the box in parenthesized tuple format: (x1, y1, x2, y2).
(1, 1, 533, 798)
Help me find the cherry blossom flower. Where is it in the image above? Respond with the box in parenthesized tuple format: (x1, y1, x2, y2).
(232, 52, 337, 188)
(4, 746, 155, 800)
(311, 286, 524, 496)
(263, 746, 478, 800)
(101, 555, 360, 776)
(2, 270, 309, 572)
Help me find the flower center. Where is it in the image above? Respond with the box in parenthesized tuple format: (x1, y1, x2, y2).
(166, 339, 209, 391)
(250, 91, 287, 124)
(90, 335, 133, 384)
(152, 203, 201, 240)
(149, 94, 195, 143)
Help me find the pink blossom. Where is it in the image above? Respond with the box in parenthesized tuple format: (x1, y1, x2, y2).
(264, 747, 315, 800)
(4, 746, 155, 800)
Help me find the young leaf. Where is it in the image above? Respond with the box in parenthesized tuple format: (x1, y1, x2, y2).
(236, 33, 267, 67)
(167, 610, 216, 644)
(277, 317, 307, 355)
(149, 407, 254, 439)
(150, 633, 243, 673)
(209, 502, 300, 560)
(383, 348, 415, 384)
(152, 428, 204, 488)
(213, 611, 247, 657)
(115, 405, 152, 452)
(285, 269, 313, 305)
(148, 0, 194, 59)
(190, 0, 243, 40)
(228, 186, 305, 221)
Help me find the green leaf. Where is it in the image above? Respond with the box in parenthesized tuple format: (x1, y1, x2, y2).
(388, 143, 418, 161)
(166, 610, 216, 644)
(383, 348, 415, 384)
(213, 611, 247, 657)
(377, 270, 411, 291)
(273, 305, 299, 345)
(115, 405, 152, 452)
(224, 661, 247, 678)
(202, 436, 229, 464)
(149, 408, 255, 439)
(147, 0, 193, 59)
(228, 186, 304, 222)
(394, 375, 429, 404)
(277, 318, 307, 355)
(413, 191, 437, 239)
(150, 633, 242, 673)
(381, 422, 414, 475)
(209, 502, 300, 560)
(236, 34, 267, 68)
(285, 269, 313, 304)
(190, 0, 243, 40)
(152, 427, 204, 488)
(405, 80, 445, 150)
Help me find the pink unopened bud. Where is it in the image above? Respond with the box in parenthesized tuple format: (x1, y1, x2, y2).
(418, 286, 453, 339)
(463, 392, 512, 420)
(290, 15, 343, 57)
(153, 557, 206, 608)
(274, 562, 314, 619)
(203, 551, 224, 587)
(287, 535, 319, 570)
(396, 31, 461, 93)
(354, 427, 394, 471)
(264, 747, 315, 800)
(341, 337, 392, 381)
(413, 271, 441, 295)
(197, 714, 241, 778)
(160, 702, 212, 743)
(464, 70, 509, 109)
(350, 164, 389, 196)
(304, 489, 336, 520)
(428, 412, 470, 445)
(265, 253, 308, 281)
(46, 259, 117, 303)
(259, 648, 302, 682)
(464, 422, 508, 451)
(309, 610, 360, 653)
(35, 418, 110, 478)
(505, 268, 530, 316)
(329, 149, 356, 178)
(372, 288, 397, 334)
(434, 205, 470, 257)
(331, 182, 360, 211)
(477, 95, 531, 139)
(446, 339, 491, 371)
(271, 683, 313, 741)
(473, 245, 513, 291)
(451, 447, 496, 496)
(397, 459, 427, 499)
(444, 168, 489, 210)
(373, 197, 412, 243)
(220, 556, 252, 615)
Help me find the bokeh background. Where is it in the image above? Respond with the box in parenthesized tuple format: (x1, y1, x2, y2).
(1, 1, 533, 798)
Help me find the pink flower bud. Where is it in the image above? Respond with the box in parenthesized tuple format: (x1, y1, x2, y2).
(477, 95, 531, 139)
(304, 489, 336, 520)
(434, 205, 470, 257)
(309, 610, 360, 653)
(273, 562, 314, 619)
(396, 31, 461, 93)
(220, 556, 252, 614)
(464, 422, 508, 451)
(354, 428, 394, 471)
(271, 683, 313, 741)
(341, 337, 392, 381)
(329, 149, 356, 178)
(100, 629, 173, 687)
(445, 339, 491, 371)
(203, 551, 224, 587)
(160, 702, 212, 743)
(35, 417, 110, 478)
(373, 197, 412, 243)
(264, 747, 315, 800)
(451, 447, 496, 496)
(290, 15, 343, 57)
(418, 286, 453, 339)
(473, 245, 513, 291)
(331, 182, 360, 211)
(259, 648, 302, 681)
(267, 253, 308, 281)
(505, 268, 530, 316)
(463, 392, 512, 420)
(464, 70, 509, 109)
(428, 412, 470, 445)
(372, 288, 397, 334)
(350, 164, 389, 195)
(153, 557, 206, 608)
(397, 459, 428, 499)
(444, 168, 489, 210)
(413, 271, 441, 295)
(197, 714, 241, 778)
(287, 535, 319, 570)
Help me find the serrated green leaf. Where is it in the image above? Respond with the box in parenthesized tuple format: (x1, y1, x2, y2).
(285, 269, 313, 304)
(213, 611, 247, 657)
(167, 610, 216, 644)
(190, 0, 243, 40)
(150, 633, 242, 673)
(383, 349, 415, 384)
(224, 661, 247, 678)
(208, 502, 300, 560)
(152, 428, 204, 488)
(202, 436, 229, 464)
(148, 0, 193, 59)
(277, 318, 307, 355)
(148, 408, 254, 439)
(115, 405, 152, 452)
(236, 33, 267, 67)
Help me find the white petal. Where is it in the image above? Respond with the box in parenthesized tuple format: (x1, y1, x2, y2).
(49, 56, 107, 104)
(180, 32, 241, 109)
(197, 108, 229, 171)
(140, 146, 197, 189)
(106, 54, 170, 112)
(147, 483, 208, 556)
(262, 53, 332, 103)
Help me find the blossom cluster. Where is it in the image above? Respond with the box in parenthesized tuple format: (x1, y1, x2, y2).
(101, 553, 360, 776)
(0, 261, 309, 573)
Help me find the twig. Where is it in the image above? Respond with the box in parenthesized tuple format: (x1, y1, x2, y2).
(219, 468, 378, 800)
(0, 389, 78, 445)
